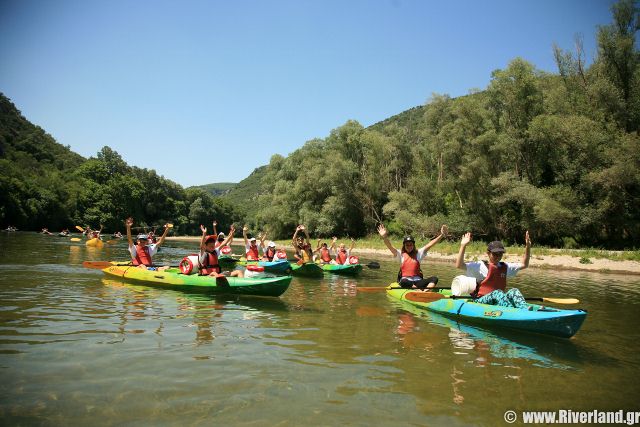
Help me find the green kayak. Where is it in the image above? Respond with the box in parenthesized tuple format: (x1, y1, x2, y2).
(320, 263, 362, 276)
(387, 287, 587, 338)
(102, 264, 291, 297)
(289, 262, 324, 278)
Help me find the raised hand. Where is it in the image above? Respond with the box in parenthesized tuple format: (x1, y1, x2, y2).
(525, 230, 531, 247)
(460, 232, 472, 247)
(200, 224, 207, 234)
(377, 224, 388, 238)
(440, 224, 448, 236)
(125, 217, 134, 227)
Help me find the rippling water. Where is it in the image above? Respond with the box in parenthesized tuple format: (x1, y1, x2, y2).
(1, 233, 639, 426)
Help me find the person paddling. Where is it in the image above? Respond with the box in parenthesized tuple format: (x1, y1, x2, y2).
(199, 224, 243, 277)
(126, 217, 171, 269)
(455, 231, 531, 308)
(378, 223, 448, 291)
(292, 225, 313, 264)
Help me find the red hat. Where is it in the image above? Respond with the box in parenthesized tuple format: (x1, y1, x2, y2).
(205, 234, 217, 243)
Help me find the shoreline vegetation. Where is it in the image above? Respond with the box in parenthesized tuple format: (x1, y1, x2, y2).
(165, 236, 640, 275)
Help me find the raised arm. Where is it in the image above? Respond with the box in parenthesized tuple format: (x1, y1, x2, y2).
(521, 230, 531, 270)
(291, 225, 300, 247)
(259, 232, 267, 250)
(199, 224, 208, 250)
(212, 221, 218, 235)
(377, 224, 398, 256)
(456, 232, 472, 270)
(348, 237, 355, 252)
(421, 224, 448, 252)
(242, 225, 250, 246)
(156, 223, 172, 248)
(220, 225, 236, 247)
(301, 225, 310, 245)
(125, 217, 134, 247)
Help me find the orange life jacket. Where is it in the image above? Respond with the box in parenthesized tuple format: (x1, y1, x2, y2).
(320, 247, 332, 263)
(246, 245, 260, 261)
(132, 245, 153, 266)
(474, 262, 507, 297)
(336, 249, 348, 265)
(200, 251, 220, 275)
(398, 252, 423, 280)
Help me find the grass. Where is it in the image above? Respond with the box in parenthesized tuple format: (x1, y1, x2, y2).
(308, 235, 640, 262)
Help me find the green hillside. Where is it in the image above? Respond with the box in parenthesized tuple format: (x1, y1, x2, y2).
(189, 182, 237, 197)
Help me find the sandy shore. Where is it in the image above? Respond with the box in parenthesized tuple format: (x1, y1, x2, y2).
(166, 236, 640, 275)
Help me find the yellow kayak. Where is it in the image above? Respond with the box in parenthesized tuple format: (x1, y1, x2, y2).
(86, 238, 104, 248)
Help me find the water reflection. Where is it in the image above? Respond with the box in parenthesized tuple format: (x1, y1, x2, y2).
(387, 296, 579, 370)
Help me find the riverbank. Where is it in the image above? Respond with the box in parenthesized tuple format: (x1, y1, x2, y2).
(165, 236, 640, 275)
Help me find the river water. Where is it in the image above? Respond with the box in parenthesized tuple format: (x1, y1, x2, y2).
(0, 233, 639, 426)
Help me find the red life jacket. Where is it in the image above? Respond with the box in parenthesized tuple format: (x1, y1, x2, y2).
(199, 251, 220, 275)
(320, 247, 332, 263)
(474, 262, 507, 297)
(398, 252, 423, 280)
(246, 244, 260, 261)
(336, 249, 348, 265)
(132, 245, 153, 266)
(263, 247, 276, 262)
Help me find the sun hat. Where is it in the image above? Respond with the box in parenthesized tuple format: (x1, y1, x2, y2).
(487, 241, 505, 253)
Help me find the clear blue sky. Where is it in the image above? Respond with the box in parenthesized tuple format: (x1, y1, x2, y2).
(0, 0, 613, 188)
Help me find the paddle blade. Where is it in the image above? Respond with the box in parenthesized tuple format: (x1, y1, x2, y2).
(366, 262, 380, 269)
(540, 297, 580, 304)
(75, 225, 85, 232)
(105, 239, 119, 245)
(404, 292, 447, 303)
(70, 237, 81, 242)
(82, 261, 113, 270)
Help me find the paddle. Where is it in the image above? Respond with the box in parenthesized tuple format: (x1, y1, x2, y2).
(357, 285, 451, 293)
(75, 225, 85, 232)
(403, 292, 579, 305)
(70, 237, 82, 242)
(82, 261, 181, 270)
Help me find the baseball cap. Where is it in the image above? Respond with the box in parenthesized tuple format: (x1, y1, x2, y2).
(487, 241, 505, 253)
(136, 234, 149, 240)
(205, 235, 217, 243)
(403, 236, 415, 244)
(249, 237, 257, 242)
(268, 241, 276, 248)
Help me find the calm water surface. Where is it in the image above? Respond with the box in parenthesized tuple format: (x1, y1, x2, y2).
(1, 233, 639, 426)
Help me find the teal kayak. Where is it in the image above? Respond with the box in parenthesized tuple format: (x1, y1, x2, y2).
(387, 287, 587, 338)
(289, 262, 324, 278)
(237, 259, 291, 274)
(102, 264, 291, 297)
(320, 263, 362, 276)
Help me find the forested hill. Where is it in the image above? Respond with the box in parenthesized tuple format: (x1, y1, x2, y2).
(0, 93, 240, 234)
(220, 0, 640, 248)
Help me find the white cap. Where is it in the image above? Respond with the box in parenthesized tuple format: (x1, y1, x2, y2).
(268, 241, 276, 247)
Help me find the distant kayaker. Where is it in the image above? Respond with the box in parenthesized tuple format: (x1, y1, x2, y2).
(334, 238, 356, 265)
(314, 237, 336, 263)
(242, 226, 261, 261)
(455, 231, 531, 308)
(126, 217, 171, 269)
(378, 223, 448, 291)
(199, 224, 243, 277)
(292, 225, 313, 264)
